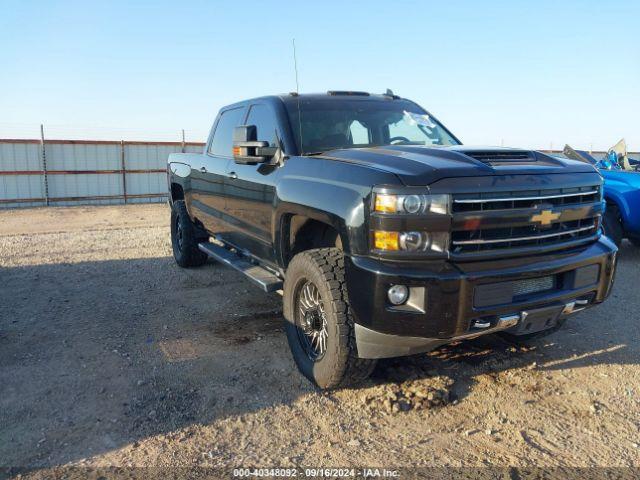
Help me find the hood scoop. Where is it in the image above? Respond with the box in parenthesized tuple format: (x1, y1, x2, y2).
(320, 145, 595, 186)
(463, 150, 535, 164)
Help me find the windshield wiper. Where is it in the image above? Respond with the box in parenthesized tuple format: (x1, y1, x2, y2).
(304, 145, 354, 156)
(388, 141, 427, 146)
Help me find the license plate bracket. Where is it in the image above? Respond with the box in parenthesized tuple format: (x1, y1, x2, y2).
(512, 304, 564, 335)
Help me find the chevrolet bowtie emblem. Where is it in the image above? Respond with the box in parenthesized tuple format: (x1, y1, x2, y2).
(531, 209, 560, 226)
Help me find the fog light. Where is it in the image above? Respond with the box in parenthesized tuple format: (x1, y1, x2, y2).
(387, 284, 409, 305)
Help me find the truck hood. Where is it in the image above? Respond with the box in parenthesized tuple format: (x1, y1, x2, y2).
(318, 145, 599, 185)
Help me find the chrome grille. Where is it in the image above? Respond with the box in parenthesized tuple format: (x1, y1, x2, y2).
(453, 185, 600, 213)
(451, 185, 601, 257)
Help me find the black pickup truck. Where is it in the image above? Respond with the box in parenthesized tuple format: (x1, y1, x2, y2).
(167, 91, 617, 389)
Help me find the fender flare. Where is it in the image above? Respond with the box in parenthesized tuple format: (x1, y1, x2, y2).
(604, 190, 630, 228)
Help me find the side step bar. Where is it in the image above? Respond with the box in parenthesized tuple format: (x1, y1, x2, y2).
(198, 241, 283, 293)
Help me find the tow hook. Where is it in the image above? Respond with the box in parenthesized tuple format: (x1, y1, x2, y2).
(562, 299, 589, 315)
(472, 313, 520, 331)
(464, 313, 521, 340)
(496, 313, 520, 329)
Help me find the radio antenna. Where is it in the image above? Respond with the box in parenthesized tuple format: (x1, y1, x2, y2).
(292, 39, 304, 154)
(293, 38, 300, 94)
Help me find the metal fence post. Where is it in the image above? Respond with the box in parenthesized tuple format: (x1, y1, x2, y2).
(120, 140, 127, 204)
(181, 129, 186, 153)
(40, 124, 50, 206)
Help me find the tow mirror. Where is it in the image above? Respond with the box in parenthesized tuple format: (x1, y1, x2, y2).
(232, 125, 277, 165)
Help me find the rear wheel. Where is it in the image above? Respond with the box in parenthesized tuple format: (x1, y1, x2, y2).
(283, 248, 376, 389)
(602, 203, 623, 247)
(171, 200, 208, 268)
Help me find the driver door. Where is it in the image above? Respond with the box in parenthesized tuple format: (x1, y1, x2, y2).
(189, 106, 246, 235)
(222, 103, 281, 265)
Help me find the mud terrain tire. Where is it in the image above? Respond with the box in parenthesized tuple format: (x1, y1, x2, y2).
(283, 248, 376, 389)
(171, 200, 208, 268)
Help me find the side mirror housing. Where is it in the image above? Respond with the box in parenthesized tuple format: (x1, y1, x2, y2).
(233, 125, 277, 165)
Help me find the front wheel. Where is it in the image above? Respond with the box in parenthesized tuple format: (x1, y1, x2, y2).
(283, 248, 376, 389)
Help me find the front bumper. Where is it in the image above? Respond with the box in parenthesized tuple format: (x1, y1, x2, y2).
(345, 236, 617, 359)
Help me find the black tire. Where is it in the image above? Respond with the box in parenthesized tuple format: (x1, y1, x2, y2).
(283, 248, 376, 389)
(602, 203, 623, 247)
(171, 200, 209, 268)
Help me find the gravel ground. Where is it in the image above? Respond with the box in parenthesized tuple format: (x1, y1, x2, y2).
(0, 204, 638, 478)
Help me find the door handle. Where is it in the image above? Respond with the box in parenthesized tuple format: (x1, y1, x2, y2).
(200, 167, 207, 173)
(228, 171, 238, 179)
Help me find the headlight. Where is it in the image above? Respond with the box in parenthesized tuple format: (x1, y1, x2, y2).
(373, 230, 449, 253)
(374, 193, 450, 215)
(399, 231, 426, 251)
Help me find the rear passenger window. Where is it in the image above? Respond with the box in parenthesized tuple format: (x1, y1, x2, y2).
(246, 104, 278, 147)
(209, 107, 245, 157)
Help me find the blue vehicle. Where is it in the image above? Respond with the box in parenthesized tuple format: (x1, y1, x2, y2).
(563, 145, 640, 246)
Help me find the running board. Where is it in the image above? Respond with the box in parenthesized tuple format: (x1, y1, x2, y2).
(198, 242, 283, 293)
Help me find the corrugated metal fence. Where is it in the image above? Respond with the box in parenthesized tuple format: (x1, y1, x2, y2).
(1, 139, 638, 209)
(0, 139, 205, 208)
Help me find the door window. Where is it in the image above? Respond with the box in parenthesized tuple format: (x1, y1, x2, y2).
(208, 107, 245, 157)
(246, 104, 278, 148)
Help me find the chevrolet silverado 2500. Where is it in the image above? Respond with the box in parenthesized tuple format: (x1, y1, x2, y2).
(167, 91, 617, 389)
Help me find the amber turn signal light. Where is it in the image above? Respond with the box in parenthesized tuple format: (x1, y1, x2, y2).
(374, 230, 399, 251)
(374, 194, 397, 213)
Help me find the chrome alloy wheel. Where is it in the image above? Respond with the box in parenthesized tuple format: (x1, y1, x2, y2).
(295, 280, 328, 361)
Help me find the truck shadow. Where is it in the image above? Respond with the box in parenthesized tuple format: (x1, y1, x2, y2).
(371, 327, 630, 406)
(370, 242, 639, 404)
(0, 243, 637, 472)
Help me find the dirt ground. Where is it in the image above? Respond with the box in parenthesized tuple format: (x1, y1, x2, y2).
(0, 204, 638, 478)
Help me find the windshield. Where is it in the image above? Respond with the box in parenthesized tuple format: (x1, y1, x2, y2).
(285, 97, 460, 154)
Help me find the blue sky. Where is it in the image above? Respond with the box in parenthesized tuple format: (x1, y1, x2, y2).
(1, 0, 638, 150)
